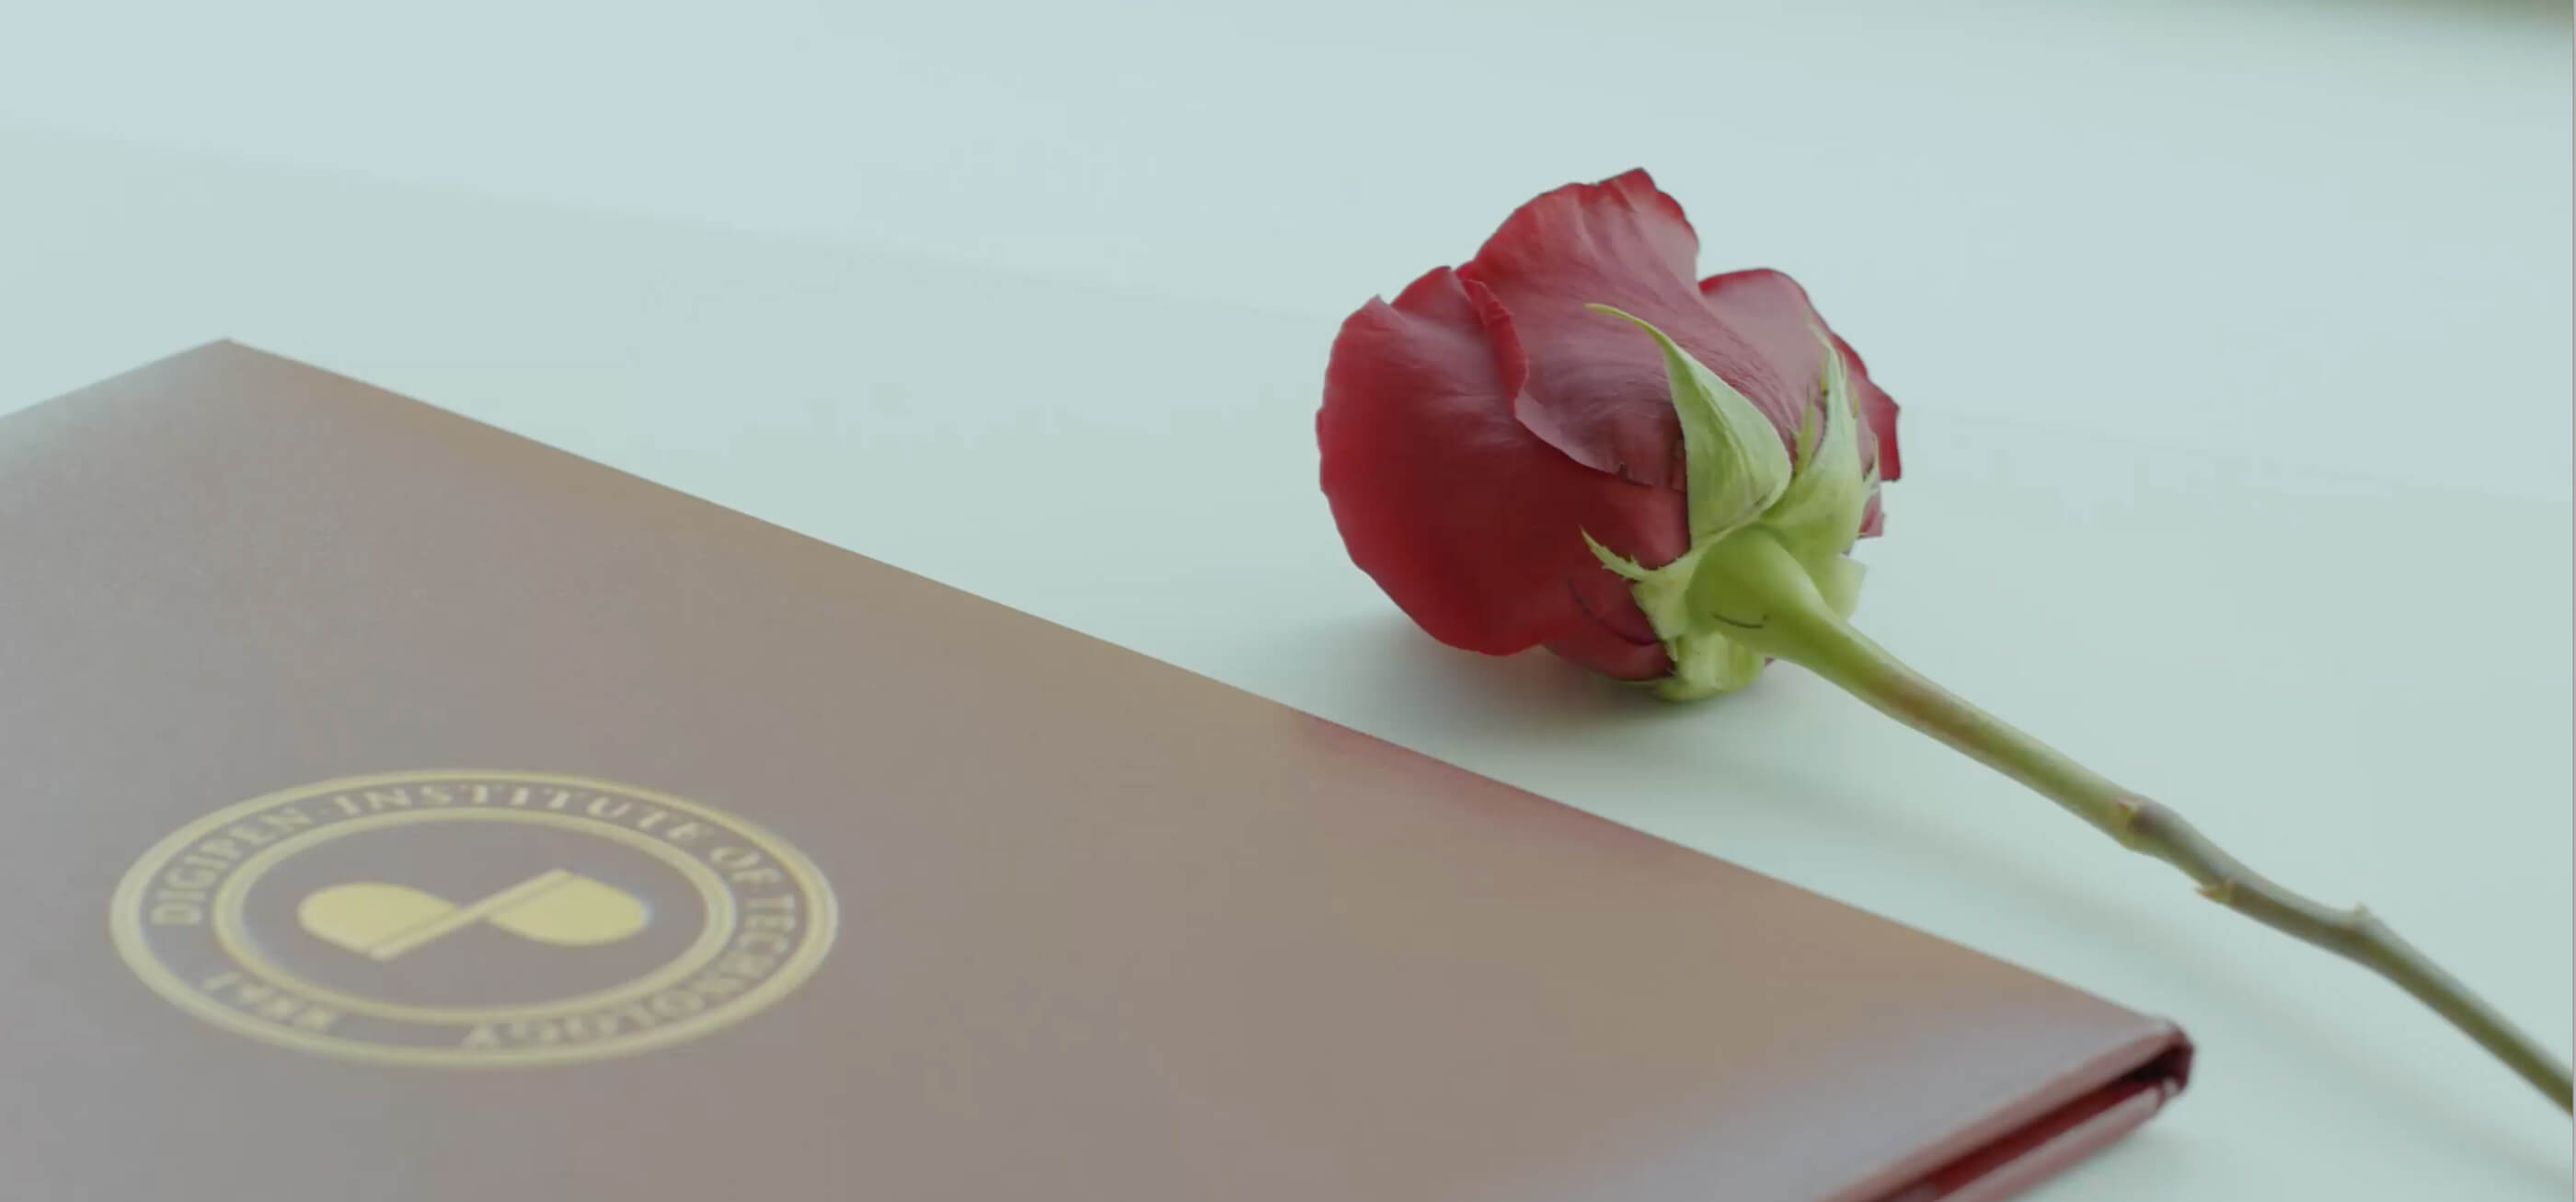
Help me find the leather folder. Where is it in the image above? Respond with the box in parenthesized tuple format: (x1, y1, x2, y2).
(0, 344, 2189, 1200)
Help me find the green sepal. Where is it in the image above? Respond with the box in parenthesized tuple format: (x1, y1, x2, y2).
(1581, 530, 1650, 582)
(1657, 632, 1765, 701)
(1582, 532, 1762, 700)
(1759, 329, 1872, 569)
(1585, 533, 1701, 651)
(1581, 319, 1882, 702)
(1586, 305, 1791, 544)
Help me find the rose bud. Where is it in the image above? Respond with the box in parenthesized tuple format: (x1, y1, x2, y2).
(1312, 169, 2573, 1112)
(1317, 169, 1900, 699)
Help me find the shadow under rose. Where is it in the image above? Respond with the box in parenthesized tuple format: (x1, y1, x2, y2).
(1256, 609, 1710, 742)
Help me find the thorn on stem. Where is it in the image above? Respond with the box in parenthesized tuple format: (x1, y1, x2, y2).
(2197, 881, 2238, 905)
(2107, 794, 2157, 849)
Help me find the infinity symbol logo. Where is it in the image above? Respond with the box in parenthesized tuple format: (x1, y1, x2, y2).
(297, 870, 649, 961)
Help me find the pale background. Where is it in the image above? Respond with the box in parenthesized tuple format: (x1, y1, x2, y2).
(0, 0, 2568, 1197)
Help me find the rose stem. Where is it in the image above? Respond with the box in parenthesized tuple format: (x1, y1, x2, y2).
(1702, 529, 2573, 1111)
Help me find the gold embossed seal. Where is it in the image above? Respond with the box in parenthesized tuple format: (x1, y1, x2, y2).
(110, 771, 835, 1068)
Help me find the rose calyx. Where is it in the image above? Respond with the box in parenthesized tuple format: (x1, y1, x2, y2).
(1583, 309, 1876, 699)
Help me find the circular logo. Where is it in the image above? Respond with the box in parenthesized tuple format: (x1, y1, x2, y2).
(111, 771, 835, 1068)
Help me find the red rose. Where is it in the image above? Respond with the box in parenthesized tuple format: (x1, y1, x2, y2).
(1317, 169, 1901, 681)
(1311, 170, 2576, 1115)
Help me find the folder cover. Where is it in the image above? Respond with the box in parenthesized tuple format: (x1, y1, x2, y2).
(0, 344, 2189, 1200)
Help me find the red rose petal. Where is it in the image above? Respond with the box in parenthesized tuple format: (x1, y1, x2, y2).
(1319, 266, 1687, 657)
(1461, 169, 1808, 489)
(1697, 267, 1903, 486)
(1837, 329, 1903, 483)
(1546, 620, 1674, 681)
(1552, 565, 1673, 680)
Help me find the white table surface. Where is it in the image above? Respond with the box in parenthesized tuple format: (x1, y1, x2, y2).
(1, 1, 2568, 1196)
